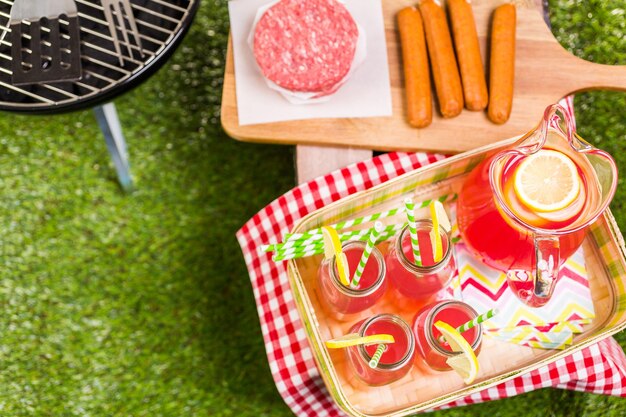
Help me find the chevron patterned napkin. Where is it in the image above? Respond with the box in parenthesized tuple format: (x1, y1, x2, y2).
(444, 201, 594, 349)
(453, 241, 594, 349)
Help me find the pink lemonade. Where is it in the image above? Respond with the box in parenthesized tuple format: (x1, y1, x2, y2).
(386, 221, 456, 302)
(363, 318, 409, 365)
(458, 148, 591, 271)
(346, 314, 415, 386)
(413, 300, 482, 371)
(317, 241, 387, 320)
(457, 137, 600, 306)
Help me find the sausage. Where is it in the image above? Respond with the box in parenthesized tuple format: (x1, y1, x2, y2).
(488, 3, 516, 124)
(418, 0, 464, 118)
(397, 7, 432, 128)
(448, 0, 488, 111)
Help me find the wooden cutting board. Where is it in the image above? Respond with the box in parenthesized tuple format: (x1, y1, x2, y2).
(220, 0, 626, 154)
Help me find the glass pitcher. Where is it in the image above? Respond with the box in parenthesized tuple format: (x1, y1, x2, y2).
(457, 103, 618, 307)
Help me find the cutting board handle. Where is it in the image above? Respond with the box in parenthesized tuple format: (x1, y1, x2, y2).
(565, 57, 626, 93)
(530, 2, 626, 95)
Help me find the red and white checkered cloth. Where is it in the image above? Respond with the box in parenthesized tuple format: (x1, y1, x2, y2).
(236, 98, 626, 416)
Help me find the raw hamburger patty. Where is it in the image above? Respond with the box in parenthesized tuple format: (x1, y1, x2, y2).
(253, 0, 359, 93)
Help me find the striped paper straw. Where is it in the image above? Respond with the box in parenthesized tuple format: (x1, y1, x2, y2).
(279, 193, 458, 243)
(272, 224, 401, 256)
(457, 309, 498, 334)
(281, 207, 404, 242)
(272, 229, 400, 261)
(404, 197, 421, 266)
(368, 344, 386, 369)
(266, 226, 392, 253)
(350, 222, 383, 288)
(272, 242, 324, 259)
(271, 224, 403, 261)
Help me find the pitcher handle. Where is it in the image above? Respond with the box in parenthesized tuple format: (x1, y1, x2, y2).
(533, 235, 561, 299)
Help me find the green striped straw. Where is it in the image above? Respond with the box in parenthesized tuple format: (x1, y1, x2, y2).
(279, 193, 458, 243)
(403, 197, 421, 266)
(264, 230, 359, 252)
(350, 222, 383, 288)
(281, 207, 404, 242)
(368, 344, 386, 369)
(437, 308, 499, 345)
(322, 207, 403, 235)
(271, 224, 403, 261)
(271, 224, 400, 255)
(457, 308, 498, 334)
(265, 226, 395, 253)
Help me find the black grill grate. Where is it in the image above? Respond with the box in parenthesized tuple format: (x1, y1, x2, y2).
(0, 0, 196, 112)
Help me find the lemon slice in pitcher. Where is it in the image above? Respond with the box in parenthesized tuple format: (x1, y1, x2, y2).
(325, 333, 395, 349)
(321, 226, 350, 286)
(513, 149, 581, 213)
(434, 321, 479, 384)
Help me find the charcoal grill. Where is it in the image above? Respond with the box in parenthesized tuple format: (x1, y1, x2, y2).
(0, 0, 198, 191)
(0, 0, 199, 114)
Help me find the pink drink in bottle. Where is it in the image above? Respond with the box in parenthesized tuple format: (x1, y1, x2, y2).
(386, 220, 456, 303)
(345, 314, 416, 386)
(317, 241, 386, 320)
(412, 300, 482, 371)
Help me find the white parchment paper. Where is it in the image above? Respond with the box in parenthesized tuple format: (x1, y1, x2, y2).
(228, 0, 392, 125)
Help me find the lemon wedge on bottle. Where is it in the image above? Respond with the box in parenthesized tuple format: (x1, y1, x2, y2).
(513, 149, 581, 213)
(321, 226, 350, 286)
(325, 333, 395, 349)
(429, 200, 450, 263)
(434, 321, 479, 384)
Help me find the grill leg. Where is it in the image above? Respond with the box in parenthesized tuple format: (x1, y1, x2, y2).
(94, 102, 133, 192)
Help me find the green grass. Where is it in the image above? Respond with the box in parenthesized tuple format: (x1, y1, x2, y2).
(0, 0, 622, 415)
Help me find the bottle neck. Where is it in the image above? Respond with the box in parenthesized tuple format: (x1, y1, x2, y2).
(424, 301, 483, 357)
(395, 221, 452, 274)
(357, 314, 415, 370)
